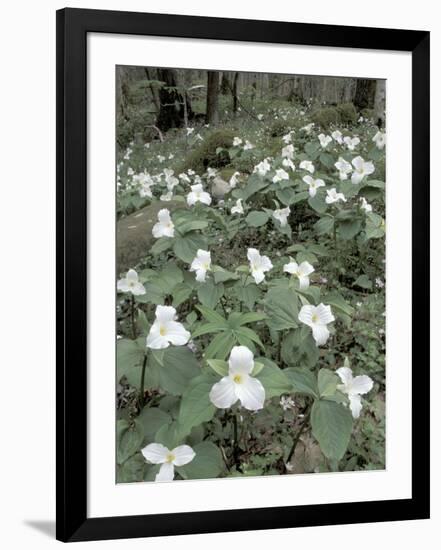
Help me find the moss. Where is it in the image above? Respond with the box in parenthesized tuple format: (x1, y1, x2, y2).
(311, 107, 340, 129)
(336, 102, 357, 125)
(179, 128, 235, 174)
(267, 118, 293, 137)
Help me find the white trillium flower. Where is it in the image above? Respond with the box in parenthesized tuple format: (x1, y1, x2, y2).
(299, 160, 315, 174)
(298, 303, 335, 346)
(179, 173, 191, 184)
(331, 130, 343, 144)
(187, 183, 212, 206)
(190, 249, 211, 282)
(343, 136, 360, 151)
(301, 123, 314, 134)
(209, 346, 265, 411)
(233, 137, 243, 147)
(282, 158, 296, 171)
(372, 131, 386, 150)
(318, 133, 332, 148)
(273, 206, 291, 227)
(283, 259, 314, 289)
(146, 305, 191, 349)
(243, 140, 254, 150)
(141, 443, 195, 482)
(229, 171, 240, 188)
(334, 157, 352, 180)
(282, 132, 293, 144)
(247, 247, 273, 284)
(272, 168, 290, 183)
(254, 158, 271, 176)
(282, 144, 295, 159)
(303, 175, 325, 197)
(157, 155, 166, 163)
(280, 395, 295, 411)
(231, 198, 244, 215)
(160, 191, 173, 202)
(360, 196, 372, 213)
(325, 188, 347, 204)
(351, 156, 375, 184)
(186, 127, 194, 136)
(336, 366, 373, 419)
(117, 269, 146, 296)
(206, 167, 218, 179)
(152, 208, 175, 238)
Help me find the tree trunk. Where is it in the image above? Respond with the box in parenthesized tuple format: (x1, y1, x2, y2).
(156, 68, 193, 132)
(220, 72, 230, 95)
(144, 68, 160, 113)
(353, 79, 376, 111)
(232, 72, 239, 115)
(206, 71, 220, 124)
(374, 80, 386, 128)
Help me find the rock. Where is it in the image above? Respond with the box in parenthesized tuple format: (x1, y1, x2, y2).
(116, 200, 182, 274)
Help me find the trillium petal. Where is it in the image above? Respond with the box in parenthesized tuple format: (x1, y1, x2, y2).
(302, 175, 313, 186)
(132, 282, 146, 296)
(316, 303, 335, 324)
(251, 269, 265, 284)
(155, 462, 175, 482)
(126, 269, 138, 283)
(283, 261, 298, 274)
(351, 171, 364, 185)
(165, 321, 191, 346)
(298, 305, 315, 327)
(157, 209, 171, 224)
(155, 305, 177, 324)
(260, 255, 273, 272)
(117, 279, 131, 292)
(209, 376, 238, 409)
(229, 345, 254, 375)
(195, 269, 207, 282)
(171, 445, 196, 466)
(298, 275, 310, 290)
(235, 376, 265, 411)
(141, 443, 169, 464)
(247, 248, 260, 263)
(351, 156, 364, 171)
(146, 324, 170, 349)
(348, 394, 363, 419)
(299, 261, 314, 276)
(351, 375, 374, 395)
(336, 366, 353, 386)
(311, 324, 330, 346)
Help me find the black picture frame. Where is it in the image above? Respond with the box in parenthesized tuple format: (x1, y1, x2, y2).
(56, 7, 430, 543)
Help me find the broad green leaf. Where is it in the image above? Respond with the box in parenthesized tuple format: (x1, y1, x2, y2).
(212, 266, 239, 284)
(138, 407, 172, 442)
(281, 329, 319, 368)
(172, 282, 193, 306)
(234, 282, 262, 310)
(241, 174, 269, 200)
(353, 274, 372, 290)
(196, 305, 228, 326)
(314, 215, 334, 236)
(308, 193, 327, 214)
(246, 210, 270, 227)
(234, 311, 267, 326)
(178, 374, 218, 437)
(319, 152, 335, 169)
(192, 322, 227, 338)
(255, 357, 292, 398)
(177, 441, 223, 480)
(234, 326, 264, 349)
(311, 400, 353, 460)
(117, 419, 144, 465)
(117, 338, 146, 381)
(117, 453, 145, 483)
(150, 237, 173, 255)
(338, 219, 362, 240)
(204, 331, 237, 359)
(137, 309, 149, 334)
(206, 359, 229, 376)
(154, 422, 181, 449)
(264, 286, 299, 331)
(324, 291, 354, 318)
(149, 346, 200, 396)
(197, 280, 224, 308)
(317, 368, 339, 398)
(276, 187, 297, 206)
(173, 231, 207, 263)
(284, 367, 318, 397)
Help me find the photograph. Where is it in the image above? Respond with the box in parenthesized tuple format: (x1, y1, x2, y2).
(115, 66, 386, 484)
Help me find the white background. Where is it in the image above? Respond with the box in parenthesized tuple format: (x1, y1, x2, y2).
(0, 0, 438, 548)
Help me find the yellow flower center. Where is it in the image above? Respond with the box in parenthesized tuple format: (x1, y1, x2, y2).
(311, 314, 318, 323)
(203, 263, 210, 270)
(233, 374, 243, 384)
(165, 453, 175, 463)
(159, 326, 167, 336)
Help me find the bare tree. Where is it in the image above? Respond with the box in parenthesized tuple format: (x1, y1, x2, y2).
(374, 80, 386, 128)
(156, 68, 193, 132)
(206, 71, 220, 124)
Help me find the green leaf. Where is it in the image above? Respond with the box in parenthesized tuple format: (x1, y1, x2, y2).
(176, 441, 223, 480)
(117, 338, 146, 381)
(235, 326, 264, 349)
(353, 274, 373, 290)
(137, 309, 149, 334)
(324, 291, 354, 318)
(150, 237, 173, 255)
(308, 193, 327, 214)
(212, 266, 239, 284)
(264, 286, 299, 331)
(117, 419, 144, 465)
(245, 210, 270, 227)
(138, 407, 172, 442)
(196, 305, 228, 326)
(117, 453, 145, 483)
(276, 187, 297, 206)
(197, 280, 224, 308)
(305, 141, 321, 157)
(178, 374, 217, 437)
(338, 219, 362, 240)
(154, 422, 181, 449)
(241, 174, 269, 200)
(284, 367, 318, 397)
(204, 331, 237, 359)
(255, 358, 292, 398)
(206, 359, 229, 376)
(173, 231, 207, 263)
(317, 368, 339, 398)
(172, 282, 193, 307)
(319, 152, 335, 169)
(234, 311, 267, 326)
(150, 346, 201, 396)
(314, 215, 334, 235)
(234, 283, 262, 310)
(281, 329, 319, 368)
(311, 400, 353, 461)
(192, 322, 226, 338)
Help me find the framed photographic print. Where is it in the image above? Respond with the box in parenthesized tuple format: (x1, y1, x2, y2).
(56, 8, 430, 542)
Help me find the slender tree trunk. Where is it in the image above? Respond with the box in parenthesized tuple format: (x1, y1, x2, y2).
(144, 68, 160, 113)
(206, 71, 220, 124)
(374, 80, 386, 128)
(156, 68, 193, 132)
(232, 72, 239, 115)
(353, 78, 376, 110)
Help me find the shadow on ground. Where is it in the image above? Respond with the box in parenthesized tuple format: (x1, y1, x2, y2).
(24, 520, 55, 538)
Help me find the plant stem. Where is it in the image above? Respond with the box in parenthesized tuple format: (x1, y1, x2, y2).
(131, 295, 137, 339)
(139, 353, 148, 409)
(286, 407, 311, 465)
(232, 412, 240, 468)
